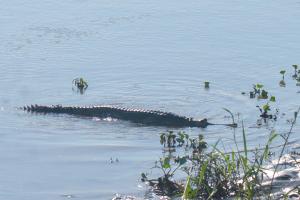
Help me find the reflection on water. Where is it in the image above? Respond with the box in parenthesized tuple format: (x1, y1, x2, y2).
(0, 0, 300, 199)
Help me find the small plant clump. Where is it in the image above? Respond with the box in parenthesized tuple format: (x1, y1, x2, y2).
(142, 106, 299, 199)
(142, 132, 208, 197)
(142, 128, 281, 199)
(72, 77, 88, 94)
(256, 95, 278, 123)
(160, 131, 189, 149)
(248, 66, 300, 124)
(142, 131, 191, 196)
(247, 84, 277, 123)
(279, 70, 286, 87)
(204, 81, 210, 89)
(278, 65, 300, 87)
(297, 77, 300, 86)
(291, 65, 300, 86)
(292, 65, 298, 79)
(250, 84, 269, 99)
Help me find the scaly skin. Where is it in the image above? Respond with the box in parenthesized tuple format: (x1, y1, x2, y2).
(22, 104, 209, 128)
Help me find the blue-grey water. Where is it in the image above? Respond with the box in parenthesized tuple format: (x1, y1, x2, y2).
(0, 0, 300, 199)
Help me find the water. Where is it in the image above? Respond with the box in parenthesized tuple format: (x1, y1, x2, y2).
(0, 0, 300, 199)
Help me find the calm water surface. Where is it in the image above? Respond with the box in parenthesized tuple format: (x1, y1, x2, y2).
(0, 0, 300, 199)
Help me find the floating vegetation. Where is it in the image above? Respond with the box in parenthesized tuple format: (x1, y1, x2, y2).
(247, 83, 278, 124)
(72, 77, 88, 94)
(204, 81, 210, 89)
(256, 103, 278, 123)
(297, 79, 300, 87)
(292, 65, 300, 87)
(292, 65, 298, 79)
(256, 94, 278, 124)
(250, 83, 269, 99)
(279, 70, 286, 87)
(297, 78, 300, 87)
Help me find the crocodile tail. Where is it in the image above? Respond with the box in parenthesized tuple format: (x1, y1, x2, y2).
(23, 104, 63, 113)
(23, 104, 40, 112)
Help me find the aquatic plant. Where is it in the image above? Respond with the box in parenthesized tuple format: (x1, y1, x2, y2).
(280, 70, 286, 80)
(256, 95, 277, 123)
(72, 77, 88, 94)
(250, 84, 269, 99)
(160, 131, 189, 148)
(295, 68, 300, 86)
(260, 89, 268, 99)
(204, 81, 210, 89)
(280, 70, 286, 87)
(141, 131, 191, 196)
(297, 77, 300, 86)
(254, 84, 263, 95)
(292, 65, 298, 79)
(249, 84, 262, 99)
(248, 82, 277, 123)
(142, 126, 281, 199)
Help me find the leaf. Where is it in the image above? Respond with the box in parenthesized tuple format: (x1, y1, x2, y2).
(263, 104, 270, 112)
(268, 131, 278, 143)
(242, 122, 248, 160)
(160, 133, 165, 145)
(199, 160, 209, 185)
(207, 189, 218, 200)
(293, 65, 298, 70)
(141, 173, 147, 181)
(263, 145, 270, 160)
(162, 157, 171, 169)
(241, 156, 249, 170)
(256, 84, 263, 89)
(279, 80, 286, 87)
(280, 70, 286, 75)
(270, 96, 276, 102)
(178, 157, 187, 165)
(260, 90, 268, 99)
(182, 176, 197, 199)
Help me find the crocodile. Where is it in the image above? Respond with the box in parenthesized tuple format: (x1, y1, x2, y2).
(22, 104, 237, 128)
